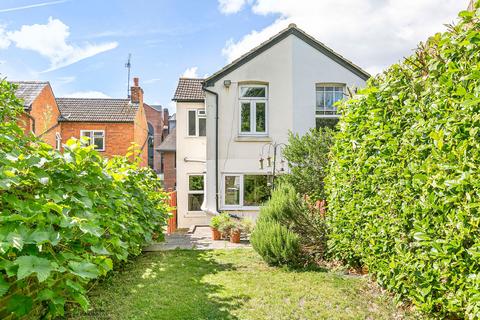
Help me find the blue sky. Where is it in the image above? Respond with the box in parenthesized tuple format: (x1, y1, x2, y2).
(0, 0, 466, 112)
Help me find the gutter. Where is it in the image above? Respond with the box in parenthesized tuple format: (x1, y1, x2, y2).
(202, 85, 219, 213)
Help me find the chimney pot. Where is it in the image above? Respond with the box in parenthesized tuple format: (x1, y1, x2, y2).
(133, 77, 139, 87)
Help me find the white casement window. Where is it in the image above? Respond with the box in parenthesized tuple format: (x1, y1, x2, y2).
(188, 175, 205, 212)
(55, 132, 61, 150)
(223, 174, 271, 209)
(187, 109, 206, 137)
(80, 130, 105, 151)
(239, 85, 268, 136)
(315, 84, 345, 129)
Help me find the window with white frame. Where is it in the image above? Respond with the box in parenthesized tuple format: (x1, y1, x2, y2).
(223, 174, 271, 208)
(55, 132, 61, 150)
(315, 84, 345, 129)
(188, 175, 204, 212)
(187, 109, 206, 137)
(80, 130, 105, 151)
(239, 85, 267, 135)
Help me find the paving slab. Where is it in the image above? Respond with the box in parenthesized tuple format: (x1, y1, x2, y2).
(143, 226, 251, 251)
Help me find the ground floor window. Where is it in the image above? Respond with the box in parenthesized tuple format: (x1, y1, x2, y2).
(188, 175, 204, 212)
(315, 117, 339, 130)
(55, 132, 61, 150)
(222, 174, 271, 208)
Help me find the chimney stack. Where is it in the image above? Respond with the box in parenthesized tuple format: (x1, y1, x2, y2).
(130, 77, 143, 105)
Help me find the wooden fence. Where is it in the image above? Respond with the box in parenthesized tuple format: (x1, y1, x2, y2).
(167, 189, 177, 234)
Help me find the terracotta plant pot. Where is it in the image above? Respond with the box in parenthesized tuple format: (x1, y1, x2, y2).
(230, 230, 241, 243)
(211, 227, 221, 240)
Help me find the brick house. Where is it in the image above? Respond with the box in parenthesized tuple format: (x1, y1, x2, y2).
(144, 103, 169, 173)
(56, 78, 149, 165)
(13, 81, 61, 148)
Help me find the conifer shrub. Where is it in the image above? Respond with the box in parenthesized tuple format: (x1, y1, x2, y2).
(326, 5, 480, 318)
(251, 183, 326, 266)
(0, 80, 170, 319)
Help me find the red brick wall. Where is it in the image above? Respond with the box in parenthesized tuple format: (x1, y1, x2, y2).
(163, 151, 176, 190)
(60, 122, 135, 159)
(144, 104, 164, 172)
(31, 85, 61, 147)
(133, 103, 149, 167)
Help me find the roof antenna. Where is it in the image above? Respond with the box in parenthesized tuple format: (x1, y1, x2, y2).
(125, 53, 132, 98)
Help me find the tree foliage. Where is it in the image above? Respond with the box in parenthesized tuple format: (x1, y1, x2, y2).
(326, 5, 480, 318)
(282, 128, 334, 201)
(0, 80, 170, 319)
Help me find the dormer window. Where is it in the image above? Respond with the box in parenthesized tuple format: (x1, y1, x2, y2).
(239, 84, 267, 136)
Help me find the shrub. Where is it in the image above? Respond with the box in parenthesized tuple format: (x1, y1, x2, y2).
(251, 220, 301, 266)
(252, 183, 327, 265)
(326, 5, 480, 318)
(0, 80, 170, 319)
(281, 128, 334, 201)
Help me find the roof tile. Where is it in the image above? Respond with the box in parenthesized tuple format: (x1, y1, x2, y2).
(11, 81, 49, 108)
(56, 98, 138, 122)
(172, 78, 205, 101)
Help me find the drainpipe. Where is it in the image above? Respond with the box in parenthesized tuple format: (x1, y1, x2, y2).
(202, 85, 219, 213)
(26, 110, 36, 134)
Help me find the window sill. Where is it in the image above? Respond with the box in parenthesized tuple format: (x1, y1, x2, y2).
(234, 136, 272, 142)
(220, 206, 261, 211)
(185, 211, 206, 217)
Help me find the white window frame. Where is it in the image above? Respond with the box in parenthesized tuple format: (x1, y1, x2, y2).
(80, 130, 105, 151)
(221, 173, 270, 210)
(187, 109, 207, 137)
(55, 132, 61, 150)
(315, 83, 346, 120)
(187, 174, 205, 213)
(238, 84, 268, 136)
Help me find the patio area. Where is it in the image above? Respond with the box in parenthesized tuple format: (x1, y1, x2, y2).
(144, 226, 251, 251)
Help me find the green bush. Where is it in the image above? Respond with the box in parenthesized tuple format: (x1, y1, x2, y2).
(251, 220, 301, 266)
(0, 80, 170, 319)
(252, 183, 327, 266)
(326, 5, 480, 318)
(281, 128, 334, 201)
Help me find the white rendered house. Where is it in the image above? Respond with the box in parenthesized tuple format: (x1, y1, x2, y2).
(174, 24, 369, 229)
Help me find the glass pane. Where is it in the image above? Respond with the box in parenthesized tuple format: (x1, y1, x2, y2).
(93, 131, 104, 137)
(189, 175, 204, 191)
(225, 176, 240, 205)
(325, 92, 334, 109)
(316, 117, 339, 130)
(334, 91, 344, 103)
(188, 193, 204, 211)
(188, 110, 196, 136)
(243, 175, 270, 206)
(255, 102, 266, 133)
(199, 118, 206, 136)
(93, 137, 104, 150)
(316, 90, 325, 109)
(240, 102, 251, 132)
(82, 131, 92, 138)
(240, 87, 266, 98)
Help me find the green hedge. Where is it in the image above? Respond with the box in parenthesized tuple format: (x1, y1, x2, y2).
(326, 6, 480, 318)
(0, 81, 170, 319)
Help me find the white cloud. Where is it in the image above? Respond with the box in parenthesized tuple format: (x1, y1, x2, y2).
(3, 17, 118, 72)
(63, 91, 111, 98)
(181, 66, 199, 78)
(219, 0, 466, 74)
(0, 25, 10, 49)
(218, 0, 249, 14)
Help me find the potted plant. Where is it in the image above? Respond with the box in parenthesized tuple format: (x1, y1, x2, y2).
(218, 214, 235, 240)
(230, 220, 242, 243)
(210, 215, 222, 240)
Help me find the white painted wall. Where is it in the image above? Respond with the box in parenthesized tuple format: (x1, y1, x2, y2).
(203, 33, 367, 222)
(175, 101, 207, 228)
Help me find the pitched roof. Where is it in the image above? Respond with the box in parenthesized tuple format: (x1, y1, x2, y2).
(11, 81, 49, 109)
(172, 78, 205, 102)
(156, 127, 176, 151)
(56, 98, 138, 122)
(205, 24, 370, 86)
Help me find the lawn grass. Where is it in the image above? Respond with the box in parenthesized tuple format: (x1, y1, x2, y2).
(69, 249, 411, 320)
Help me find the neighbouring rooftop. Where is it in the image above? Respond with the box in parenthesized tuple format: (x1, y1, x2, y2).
(157, 127, 176, 152)
(172, 78, 205, 102)
(56, 98, 139, 122)
(11, 81, 49, 109)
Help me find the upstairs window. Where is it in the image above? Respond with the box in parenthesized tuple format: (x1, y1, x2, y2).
(239, 85, 267, 136)
(316, 85, 345, 116)
(80, 130, 105, 151)
(188, 109, 206, 137)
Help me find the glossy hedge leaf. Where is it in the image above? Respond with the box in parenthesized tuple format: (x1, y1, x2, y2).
(6, 294, 33, 316)
(15, 255, 54, 282)
(68, 261, 100, 279)
(0, 276, 9, 297)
